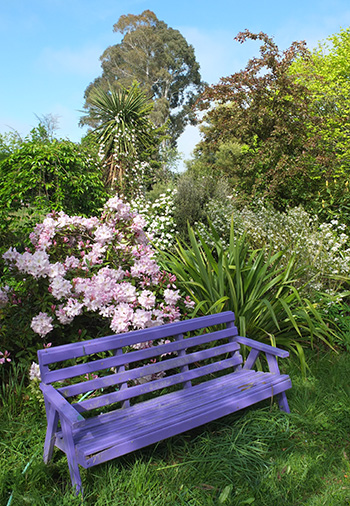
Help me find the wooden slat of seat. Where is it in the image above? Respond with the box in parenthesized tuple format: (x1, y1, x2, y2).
(83, 375, 291, 467)
(72, 370, 257, 450)
(80, 373, 288, 450)
(62, 371, 291, 465)
(54, 370, 259, 455)
(72, 369, 255, 437)
(54, 369, 255, 459)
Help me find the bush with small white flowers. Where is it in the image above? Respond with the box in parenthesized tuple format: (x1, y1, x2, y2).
(196, 198, 350, 292)
(132, 188, 177, 250)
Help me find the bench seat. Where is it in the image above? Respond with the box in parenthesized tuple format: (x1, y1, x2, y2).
(56, 369, 291, 468)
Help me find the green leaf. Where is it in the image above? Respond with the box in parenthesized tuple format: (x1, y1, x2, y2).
(218, 484, 233, 503)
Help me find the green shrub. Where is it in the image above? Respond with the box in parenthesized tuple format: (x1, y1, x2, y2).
(173, 173, 233, 239)
(0, 136, 109, 264)
(0, 138, 107, 217)
(312, 177, 350, 228)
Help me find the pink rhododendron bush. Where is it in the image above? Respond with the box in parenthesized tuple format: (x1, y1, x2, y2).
(0, 195, 193, 364)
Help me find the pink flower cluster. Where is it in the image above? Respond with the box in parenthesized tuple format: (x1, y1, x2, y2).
(0, 350, 11, 364)
(2, 195, 190, 340)
(30, 312, 54, 338)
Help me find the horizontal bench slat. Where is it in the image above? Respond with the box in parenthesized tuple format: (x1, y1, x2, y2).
(74, 354, 242, 412)
(86, 376, 291, 467)
(42, 327, 238, 384)
(38, 312, 236, 366)
(80, 372, 273, 455)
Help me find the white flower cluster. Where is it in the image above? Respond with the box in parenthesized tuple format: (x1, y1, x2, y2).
(132, 189, 177, 250)
(29, 362, 41, 381)
(30, 312, 54, 338)
(196, 198, 350, 292)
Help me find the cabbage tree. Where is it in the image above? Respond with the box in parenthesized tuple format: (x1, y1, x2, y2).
(82, 82, 164, 193)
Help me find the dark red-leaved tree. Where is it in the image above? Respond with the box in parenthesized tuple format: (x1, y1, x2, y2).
(196, 30, 335, 208)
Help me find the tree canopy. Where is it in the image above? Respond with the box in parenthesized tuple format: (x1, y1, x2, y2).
(195, 30, 335, 208)
(81, 10, 204, 145)
(291, 27, 350, 180)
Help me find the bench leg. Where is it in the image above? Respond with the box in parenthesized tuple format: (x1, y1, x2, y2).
(277, 392, 290, 413)
(265, 354, 290, 414)
(60, 418, 83, 495)
(43, 405, 59, 464)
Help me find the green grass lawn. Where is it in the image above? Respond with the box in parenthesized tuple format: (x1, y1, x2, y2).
(1, 350, 350, 505)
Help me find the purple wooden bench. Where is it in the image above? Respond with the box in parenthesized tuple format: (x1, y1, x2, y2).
(37, 311, 292, 494)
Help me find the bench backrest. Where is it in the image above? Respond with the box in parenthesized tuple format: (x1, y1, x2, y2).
(38, 311, 242, 415)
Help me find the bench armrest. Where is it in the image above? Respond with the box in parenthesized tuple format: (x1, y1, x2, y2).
(235, 336, 289, 358)
(235, 336, 289, 373)
(40, 383, 85, 425)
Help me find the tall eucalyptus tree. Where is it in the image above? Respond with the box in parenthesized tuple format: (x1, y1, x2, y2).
(81, 10, 204, 146)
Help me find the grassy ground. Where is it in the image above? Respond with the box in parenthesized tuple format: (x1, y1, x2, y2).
(1, 350, 350, 505)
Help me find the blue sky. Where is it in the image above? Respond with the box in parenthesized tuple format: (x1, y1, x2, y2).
(1, 0, 350, 164)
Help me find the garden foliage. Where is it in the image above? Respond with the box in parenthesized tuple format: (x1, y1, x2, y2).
(292, 28, 350, 178)
(196, 199, 350, 292)
(172, 173, 233, 239)
(0, 134, 107, 217)
(160, 221, 335, 374)
(2, 25, 350, 380)
(0, 131, 109, 257)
